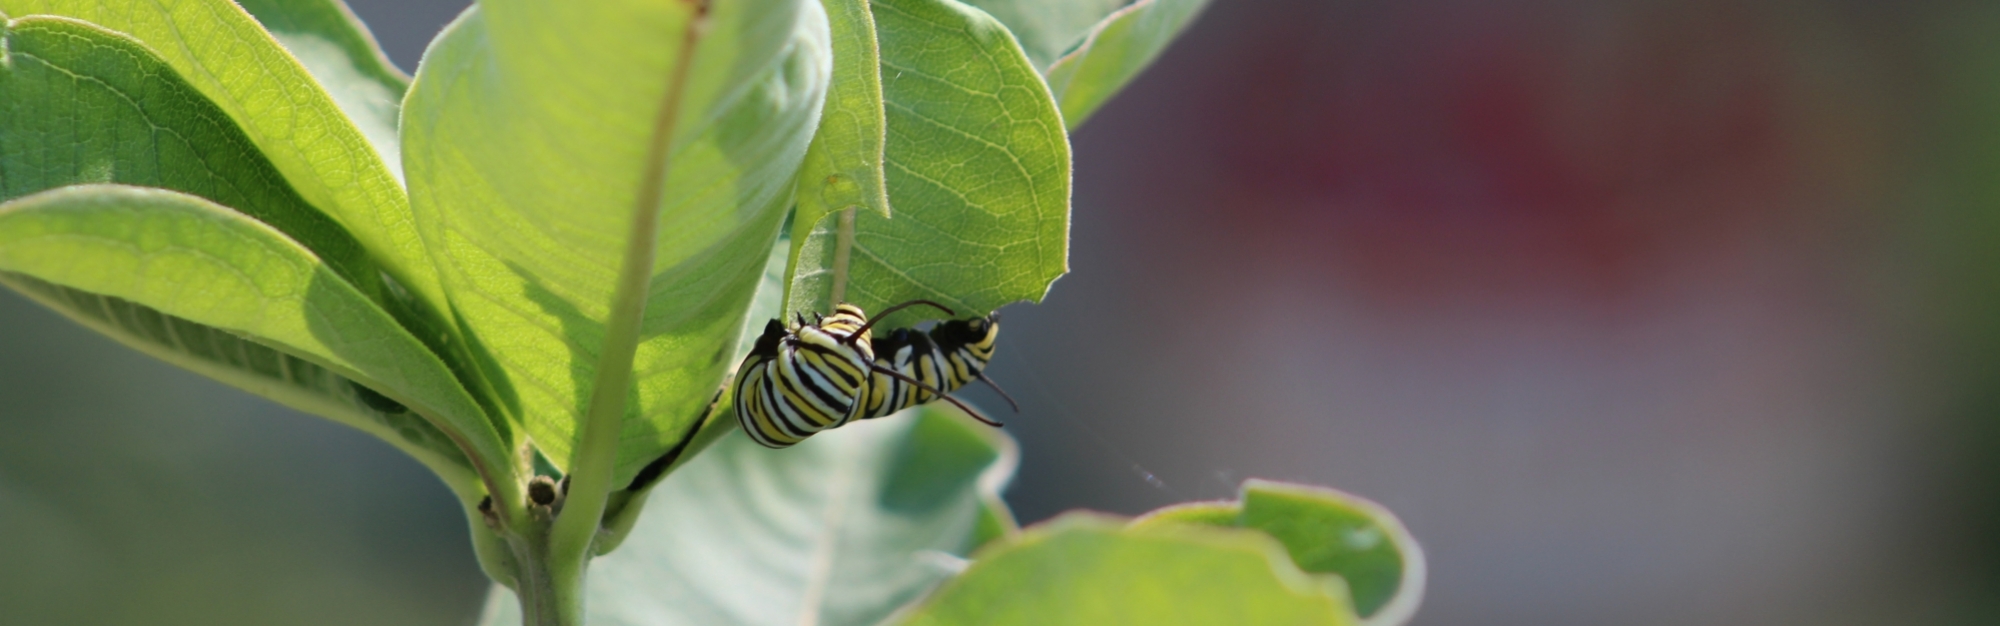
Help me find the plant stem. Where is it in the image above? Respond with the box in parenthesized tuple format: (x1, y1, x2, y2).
(511, 530, 572, 625)
(829, 207, 856, 305)
(535, 4, 711, 624)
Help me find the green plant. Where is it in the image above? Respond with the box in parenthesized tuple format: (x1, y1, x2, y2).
(0, 0, 1425, 624)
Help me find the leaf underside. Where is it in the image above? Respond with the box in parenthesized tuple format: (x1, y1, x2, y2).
(0, 184, 506, 502)
(0, 5, 507, 455)
(402, 0, 832, 483)
(787, 0, 1071, 330)
(789, 0, 892, 243)
(0, 273, 472, 480)
(0, 16, 507, 493)
(0, 0, 443, 313)
(233, 0, 411, 176)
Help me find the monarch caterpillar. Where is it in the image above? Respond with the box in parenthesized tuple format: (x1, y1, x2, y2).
(732, 300, 1013, 449)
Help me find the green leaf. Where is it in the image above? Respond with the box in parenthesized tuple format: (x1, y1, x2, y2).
(2, 15, 385, 312)
(593, 227, 796, 554)
(1043, 0, 1208, 129)
(786, 0, 1070, 329)
(791, 0, 891, 238)
(0, 273, 474, 491)
(401, 0, 831, 482)
(0, 6, 502, 458)
(478, 406, 1019, 626)
(1131, 481, 1428, 625)
(233, 0, 409, 174)
(956, 0, 1127, 70)
(0, 0, 443, 313)
(0, 16, 511, 491)
(897, 514, 1361, 626)
(0, 185, 511, 504)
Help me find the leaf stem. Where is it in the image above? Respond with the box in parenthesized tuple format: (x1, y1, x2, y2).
(542, 2, 712, 621)
(829, 207, 856, 305)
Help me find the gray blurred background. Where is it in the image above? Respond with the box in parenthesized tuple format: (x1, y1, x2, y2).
(8, 0, 2000, 624)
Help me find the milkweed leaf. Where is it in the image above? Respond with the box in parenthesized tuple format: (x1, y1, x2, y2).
(0, 185, 509, 502)
(402, 0, 831, 483)
(787, 0, 1070, 331)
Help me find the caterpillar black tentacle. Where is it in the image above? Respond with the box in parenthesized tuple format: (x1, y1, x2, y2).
(975, 371, 1021, 413)
(867, 363, 1001, 427)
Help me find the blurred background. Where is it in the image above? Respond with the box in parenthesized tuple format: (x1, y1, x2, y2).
(6, 0, 2000, 623)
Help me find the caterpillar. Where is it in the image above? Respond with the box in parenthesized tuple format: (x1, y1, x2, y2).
(732, 300, 1012, 449)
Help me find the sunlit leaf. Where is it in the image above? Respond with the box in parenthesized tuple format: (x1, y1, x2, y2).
(234, 0, 409, 173)
(0, 185, 508, 501)
(0, 0, 441, 312)
(0, 4, 511, 449)
(593, 228, 795, 552)
(791, 0, 891, 242)
(787, 0, 1070, 330)
(402, 0, 831, 481)
(0, 16, 510, 494)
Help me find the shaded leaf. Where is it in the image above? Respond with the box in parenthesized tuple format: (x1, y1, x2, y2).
(0, 185, 509, 501)
(0, 0, 442, 311)
(480, 406, 1018, 626)
(402, 0, 831, 482)
(0, 17, 509, 492)
(1043, 0, 1208, 129)
(1, 272, 475, 494)
(897, 514, 1360, 626)
(0, 7, 507, 452)
(787, 0, 1069, 330)
(3, 15, 375, 308)
(234, 0, 409, 174)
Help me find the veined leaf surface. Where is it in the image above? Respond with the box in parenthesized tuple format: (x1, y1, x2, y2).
(792, 0, 891, 236)
(787, 0, 1070, 330)
(0, 6, 507, 449)
(2, 15, 377, 303)
(0, 16, 510, 491)
(235, 0, 410, 175)
(0, 185, 508, 501)
(402, 0, 831, 482)
(0, 0, 441, 310)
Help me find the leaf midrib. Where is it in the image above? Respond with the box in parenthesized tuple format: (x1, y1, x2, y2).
(795, 446, 861, 626)
(549, 1, 716, 569)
